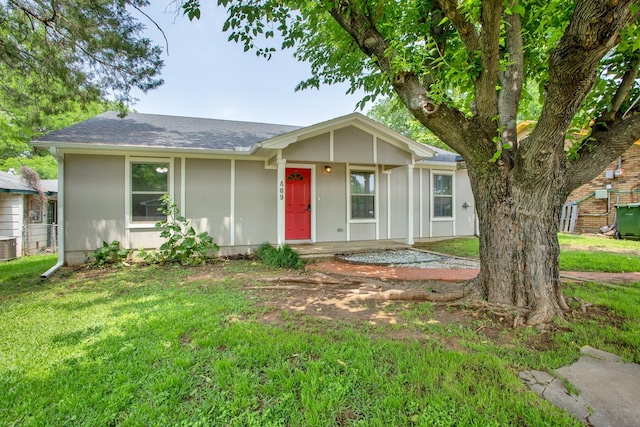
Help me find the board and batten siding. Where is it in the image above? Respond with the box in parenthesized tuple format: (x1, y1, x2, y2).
(455, 169, 476, 236)
(64, 154, 126, 264)
(314, 162, 347, 242)
(234, 160, 277, 246)
(281, 126, 413, 166)
(185, 158, 233, 246)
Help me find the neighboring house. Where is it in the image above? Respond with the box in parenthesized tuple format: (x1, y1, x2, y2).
(32, 112, 476, 265)
(566, 141, 640, 233)
(516, 121, 640, 233)
(0, 171, 58, 258)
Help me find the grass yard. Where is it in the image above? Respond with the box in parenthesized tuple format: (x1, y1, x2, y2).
(414, 233, 640, 273)
(1, 252, 638, 426)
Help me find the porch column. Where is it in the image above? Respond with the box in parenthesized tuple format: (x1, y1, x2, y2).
(406, 164, 414, 245)
(276, 159, 286, 247)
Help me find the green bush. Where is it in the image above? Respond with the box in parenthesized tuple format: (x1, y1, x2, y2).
(87, 241, 131, 267)
(255, 242, 305, 269)
(144, 195, 219, 265)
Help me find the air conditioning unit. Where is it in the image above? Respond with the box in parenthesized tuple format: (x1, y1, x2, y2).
(0, 237, 17, 261)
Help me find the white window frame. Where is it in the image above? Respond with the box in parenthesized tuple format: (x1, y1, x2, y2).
(126, 157, 173, 228)
(431, 170, 455, 221)
(347, 166, 378, 223)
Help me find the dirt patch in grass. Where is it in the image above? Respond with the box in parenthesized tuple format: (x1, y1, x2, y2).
(217, 263, 624, 354)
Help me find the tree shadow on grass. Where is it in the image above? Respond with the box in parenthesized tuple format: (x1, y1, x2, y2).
(0, 267, 579, 426)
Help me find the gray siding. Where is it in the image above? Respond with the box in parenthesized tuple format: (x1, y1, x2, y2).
(350, 222, 376, 241)
(413, 168, 421, 238)
(129, 229, 165, 249)
(432, 221, 454, 237)
(379, 172, 389, 239)
(283, 134, 330, 162)
(316, 163, 347, 242)
(389, 168, 408, 239)
(234, 160, 276, 245)
(419, 169, 431, 237)
(174, 157, 182, 213)
(378, 138, 412, 165)
(334, 126, 374, 164)
(185, 158, 232, 246)
(65, 154, 126, 253)
(455, 170, 476, 236)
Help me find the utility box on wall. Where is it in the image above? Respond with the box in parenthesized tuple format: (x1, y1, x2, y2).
(594, 189, 609, 199)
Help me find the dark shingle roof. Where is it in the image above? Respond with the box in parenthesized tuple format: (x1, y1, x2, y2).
(420, 145, 460, 163)
(35, 111, 302, 151)
(0, 171, 57, 194)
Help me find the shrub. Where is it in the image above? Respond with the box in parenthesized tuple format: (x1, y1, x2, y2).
(144, 195, 219, 265)
(255, 242, 305, 269)
(88, 241, 131, 267)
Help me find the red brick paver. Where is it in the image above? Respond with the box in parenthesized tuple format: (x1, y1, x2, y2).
(306, 259, 479, 281)
(307, 259, 640, 285)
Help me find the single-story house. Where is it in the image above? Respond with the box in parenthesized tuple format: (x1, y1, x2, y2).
(0, 170, 57, 258)
(32, 112, 476, 265)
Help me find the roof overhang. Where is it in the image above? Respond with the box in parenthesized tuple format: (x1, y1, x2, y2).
(31, 141, 257, 158)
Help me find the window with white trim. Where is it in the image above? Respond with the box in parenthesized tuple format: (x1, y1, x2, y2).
(433, 173, 453, 218)
(350, 170, 375, 219)
(131, 162, 169, 222)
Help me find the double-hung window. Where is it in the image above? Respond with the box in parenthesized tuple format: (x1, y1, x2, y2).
(131, 162, 169, 222)
(433, 173, 453, 218)
(350, 170, 375, 219)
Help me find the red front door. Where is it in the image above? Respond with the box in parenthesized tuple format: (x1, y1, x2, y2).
(285, 168, 311, 240)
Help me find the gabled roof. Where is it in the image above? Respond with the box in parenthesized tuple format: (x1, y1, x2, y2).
(33, 111, 302, 151)
(33, 111, 442, 160)
(0, 171, 57, 195)
(257, 113, 435, 159)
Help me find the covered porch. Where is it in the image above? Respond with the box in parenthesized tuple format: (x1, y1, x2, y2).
(290, 237, 456, 258)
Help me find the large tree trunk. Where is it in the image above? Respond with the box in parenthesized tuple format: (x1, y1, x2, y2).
(468, 163, 571, 325)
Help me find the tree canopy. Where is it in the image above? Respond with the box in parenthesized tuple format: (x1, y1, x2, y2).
(0, 0, 163, 111)
(183, 0, 640, 325)
(0, 0, 166, 178)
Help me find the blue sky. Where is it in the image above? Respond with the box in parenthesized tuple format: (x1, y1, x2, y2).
(132, 2, 366, 126)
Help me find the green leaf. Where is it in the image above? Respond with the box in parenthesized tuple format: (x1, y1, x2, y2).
(512, 5, 525, 17)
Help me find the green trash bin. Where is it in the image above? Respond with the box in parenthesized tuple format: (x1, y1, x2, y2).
(616, 203, 640, 240)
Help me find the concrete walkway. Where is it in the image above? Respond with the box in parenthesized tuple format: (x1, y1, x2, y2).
(306, 256, 640, 426)
(521, 346, 640, 426)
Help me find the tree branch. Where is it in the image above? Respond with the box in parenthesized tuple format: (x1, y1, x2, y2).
(520, 0, 636, 175)
(128, 1, 170, 56)
(435, 0, 480, 54)
(528, 0, 636, 149)
(474, 0, 502, 123)
(565, 112, 640, 189)
(602, 55, 640, 121)
(326, 0, 479, 159)
(498, 3, 524, 150)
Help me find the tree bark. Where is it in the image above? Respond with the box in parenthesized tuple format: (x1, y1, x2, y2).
(468, 162, 570, 325)
(325, 0, 639, 326)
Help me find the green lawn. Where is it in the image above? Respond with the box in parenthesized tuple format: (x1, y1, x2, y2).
(1, 254, 639, 425)
(414, 233, 640, 272)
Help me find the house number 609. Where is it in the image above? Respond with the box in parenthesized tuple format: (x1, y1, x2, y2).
(279, 181, 284, 200)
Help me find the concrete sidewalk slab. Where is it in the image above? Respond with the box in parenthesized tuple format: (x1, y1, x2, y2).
(521, 346, 640, 426)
